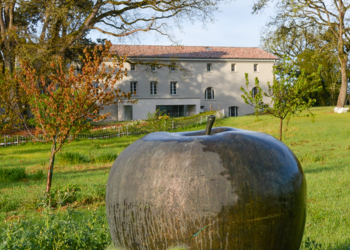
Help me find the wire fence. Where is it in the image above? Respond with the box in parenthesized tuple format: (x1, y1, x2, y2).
(1, 110, 225, 147)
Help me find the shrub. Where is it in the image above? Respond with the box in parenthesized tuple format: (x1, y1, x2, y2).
(0, 168, 26, 183)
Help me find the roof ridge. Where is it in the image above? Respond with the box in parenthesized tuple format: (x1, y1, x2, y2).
(112, 44, 261, 48)
(110, 45, 279, 60)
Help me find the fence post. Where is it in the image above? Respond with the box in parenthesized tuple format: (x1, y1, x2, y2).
(127, 125, 128, 136)
(172, 120, 174, 130)
(17, 135, 18, 145)
(119, 127, 120, 137)
(4, 135, 6, 147)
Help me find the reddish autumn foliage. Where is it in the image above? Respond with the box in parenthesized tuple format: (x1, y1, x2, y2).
(18, 41, 133, 192)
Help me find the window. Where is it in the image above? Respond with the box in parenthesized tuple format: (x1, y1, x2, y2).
(254, 64, 258, 72)
(76, 66, 83, 74)
(170, 82, 177, 95)
(229, 106, 238, 117)
(207, 63, 212, 72)
(205, 87, 214, 100)
(130, 64, 135, 71)
(151, 65, 156, 72)
(150, 81, 157, 95)
(231, 64, 236, 72)
(252, 87, 258, 98)
(130, 82, 137, 96)
(170, 66, 175, 72)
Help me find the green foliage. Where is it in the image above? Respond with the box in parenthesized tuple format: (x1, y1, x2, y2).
(92, 152, 118, 164)
(241, 57, 322, 140)
(60, 151, 117, 164)
(1, 108, 350, 249)
(0, 194, 19, 212)
(261, 24, 345, 107)
(168, 246, 189, 250)
(295, 49, 341, 106)
(302, 237, 323, 250)
(146, 108, 163, 121)
(0, 209, 111, 250)
(0, 168, 26, 183)
(60, 152, 90, 164)
(0, 188, 110, 249)
(240, 73, 264, 120)
(28, 170, 45, 181)
(48, 183, 82, 207)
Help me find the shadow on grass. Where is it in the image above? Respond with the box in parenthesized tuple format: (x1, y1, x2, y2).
(303, 164, 347, 174)
(0, 166, 110, 190)
(15, 148, 50, 154)
(56, 166, 111, 176)
(0, 178, 45, 190)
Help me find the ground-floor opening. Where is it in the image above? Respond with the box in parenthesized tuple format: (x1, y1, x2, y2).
(229, 106, 238, 117)
(124, 105, 133, 120)
(156, 105, 196, 117)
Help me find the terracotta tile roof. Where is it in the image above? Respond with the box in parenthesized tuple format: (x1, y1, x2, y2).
(111, 45, 278, 60)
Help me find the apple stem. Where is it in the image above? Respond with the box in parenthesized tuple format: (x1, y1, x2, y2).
(205, 115, 216, 135)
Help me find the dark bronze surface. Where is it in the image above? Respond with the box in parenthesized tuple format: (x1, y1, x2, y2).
(106, 127, 307, 250)
(205, 115, 216, 135)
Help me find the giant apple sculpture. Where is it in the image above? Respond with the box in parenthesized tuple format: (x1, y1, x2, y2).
(106, 118, 306, 250)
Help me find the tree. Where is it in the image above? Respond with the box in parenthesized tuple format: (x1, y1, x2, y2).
(240, 73, 264, 120)
(0, 69, 28, 132)
(1, 0, 220, 73)
(241, 57, 322, 141)
(0, 0, 220, 132)
(295, 48, 341, 106)
(261, 25, 343, 106)
(254, 0, 350, 108)
(18, 41, 134, 193)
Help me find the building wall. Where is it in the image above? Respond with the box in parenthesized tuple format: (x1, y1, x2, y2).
(102, 59, 275, 120)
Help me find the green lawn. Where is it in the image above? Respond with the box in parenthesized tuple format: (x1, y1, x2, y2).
(0, 106, 349, 249)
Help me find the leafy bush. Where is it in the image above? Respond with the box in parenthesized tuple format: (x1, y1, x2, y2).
(60, 152, 89, 164)
(0, 168, 26, 183)
(0, 210, 111, 250)
(46, 183, 81, 207)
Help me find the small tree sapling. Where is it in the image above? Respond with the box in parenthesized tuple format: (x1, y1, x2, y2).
(18, 41, 134, 192)
(241, 58, 321, 141)
(240, 73, 264, 121)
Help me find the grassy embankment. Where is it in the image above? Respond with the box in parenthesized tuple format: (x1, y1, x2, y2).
(0, 106, 349, 249)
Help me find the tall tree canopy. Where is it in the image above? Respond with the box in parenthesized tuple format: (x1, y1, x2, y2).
(261, 27, 342, 106)
(256, 0, 350, 108)
(0, 0, 220, 72)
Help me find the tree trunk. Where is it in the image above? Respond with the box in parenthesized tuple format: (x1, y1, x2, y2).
(279, 118, 283, 141)
(46, 141, 57, 193)
(337, 56, 348, 107)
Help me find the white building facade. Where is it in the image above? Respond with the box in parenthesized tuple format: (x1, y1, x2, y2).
(102, 45, 278, 121)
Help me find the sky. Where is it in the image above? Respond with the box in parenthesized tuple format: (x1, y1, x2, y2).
(88, 1, 275, 48)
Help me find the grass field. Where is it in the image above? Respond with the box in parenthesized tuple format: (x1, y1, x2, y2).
(0, 106, 349, 249)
